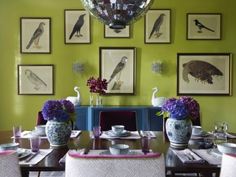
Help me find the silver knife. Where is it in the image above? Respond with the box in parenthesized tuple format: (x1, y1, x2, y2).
(25, 152, 39, 162)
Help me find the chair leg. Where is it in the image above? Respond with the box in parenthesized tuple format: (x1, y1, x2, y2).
(37, 171, 41, 177)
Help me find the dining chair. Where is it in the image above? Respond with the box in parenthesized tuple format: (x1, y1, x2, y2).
(220, 153, 236, 177)
(36, 111, 47, 125)
(99, 111, 137, 131)
(65, 151, 165, 177)
(0, 150, 22, 177)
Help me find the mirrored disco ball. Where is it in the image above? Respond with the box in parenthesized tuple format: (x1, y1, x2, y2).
(81, 0, 153, 29)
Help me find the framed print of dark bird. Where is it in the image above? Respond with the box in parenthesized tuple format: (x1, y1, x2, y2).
(177, 53, 232, 96)
(99, 47, 136, 95)
(187, 13, 222, 40)
(18, 65, 54, 95)
(20, 17, 51, 54)
(104, 25, 130, 38)
(64, 9, 91, 44)
(144, 9, 171, 44)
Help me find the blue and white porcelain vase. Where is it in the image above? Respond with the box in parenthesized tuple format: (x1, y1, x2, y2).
(165, 117, 192, 149)
(45, 120, 71, 148)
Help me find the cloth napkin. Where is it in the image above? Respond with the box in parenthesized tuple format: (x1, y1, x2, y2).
(19, 149, 53, 165)
(99, 131, 141, 139)
(192, 149, 222, 165)
(14, 130, 81, 139)
(68, 149, 161, 158)
(171, 148, 205, 164)
(139, 131, 156, 138)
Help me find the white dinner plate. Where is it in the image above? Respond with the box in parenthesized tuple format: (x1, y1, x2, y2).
(99, 150, 142, 155)
(17, 148, 32, 160)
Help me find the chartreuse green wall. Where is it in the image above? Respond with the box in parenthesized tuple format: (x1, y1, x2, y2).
(0, 0, 236, 132)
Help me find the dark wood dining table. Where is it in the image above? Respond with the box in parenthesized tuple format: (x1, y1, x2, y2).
(0, 130, 233, 177)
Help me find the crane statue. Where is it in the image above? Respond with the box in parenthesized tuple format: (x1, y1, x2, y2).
(151, 87, 166, 107)
(66, 86, 81, 106)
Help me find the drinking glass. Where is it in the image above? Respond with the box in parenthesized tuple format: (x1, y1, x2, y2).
(141, 135, 151, 154)
(30, 135, 41, 152)
(93, 126, 102, 139)
(213, 122, 228, 145)
(13, 125, 22, 137)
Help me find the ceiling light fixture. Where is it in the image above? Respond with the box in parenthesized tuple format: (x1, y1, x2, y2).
(80, 0, 154, 29)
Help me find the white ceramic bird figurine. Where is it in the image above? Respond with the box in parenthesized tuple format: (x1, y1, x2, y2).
(151, 87, 166, 107)
(66, 86, 81, 106)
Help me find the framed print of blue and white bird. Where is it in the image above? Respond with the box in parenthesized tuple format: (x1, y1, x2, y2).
(20, 17, 51, 54)
(64, 9, 91, 44)
(17, 65, 54, 95)
(145, 9, 171, 44)
(187, 13, 222, 40)
(99, 47, 136, 95)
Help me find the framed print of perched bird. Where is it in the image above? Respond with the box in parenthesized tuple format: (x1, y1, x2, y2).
(99, 47, 136, 95)
(145, 9, 171, 44)
(20, 17, 51, 54)
(187, 13, 222, 40)
(64, 9, 91, 44)
(18, 65, 54, 95)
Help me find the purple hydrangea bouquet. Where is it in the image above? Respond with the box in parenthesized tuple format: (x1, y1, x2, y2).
(160, 96, 200, 121)
(87, 76, 108, 94)
(42, 99, 75, 122)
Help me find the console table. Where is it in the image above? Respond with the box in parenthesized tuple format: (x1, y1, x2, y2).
(74, 105, 163, 131)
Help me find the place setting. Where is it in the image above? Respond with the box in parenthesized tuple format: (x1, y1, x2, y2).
(98, 125, 141, 139)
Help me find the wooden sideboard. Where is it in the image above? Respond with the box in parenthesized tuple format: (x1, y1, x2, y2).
(74, 105, 163, 131)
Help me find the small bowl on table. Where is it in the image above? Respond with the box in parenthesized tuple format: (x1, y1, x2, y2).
(0, 143, 19, 151)
(109, 144, 129, 155)
(217, 143, 236, 154)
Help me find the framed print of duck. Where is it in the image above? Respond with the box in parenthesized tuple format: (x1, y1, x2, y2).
(64, 9, 91, 44)
(187, 13, 222, 40)
(144, 9, 171, 44)
(20, 17, 51, 54)
(177, 53, 232, 96)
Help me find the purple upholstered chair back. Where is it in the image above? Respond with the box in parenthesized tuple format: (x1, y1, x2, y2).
(36, 111, 47, 125)
(99, 111, 137, 131)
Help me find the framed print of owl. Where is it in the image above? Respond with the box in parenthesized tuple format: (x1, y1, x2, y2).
(99, 47, 136, 95)
(145, 9, 171, 44)
(18, 65, 54, 95)
(64, 9, 91, 44)
(20, 17, 51, 54)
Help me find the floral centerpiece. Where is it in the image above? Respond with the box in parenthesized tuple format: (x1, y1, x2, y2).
(42, 99, 75, 122)
(158, 96, 200, 149)
(160, 96, 200, 121)
(41, 99, 75, 148)
(87, 76, 108, 105)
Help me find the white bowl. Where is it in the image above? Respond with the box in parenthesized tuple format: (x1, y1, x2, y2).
(35, 125, 46, 136)
(0, 143, 19, 151)
(112, 125, 125, 134)
(217, 143, 236, 154)
(109, 144, 129, 155)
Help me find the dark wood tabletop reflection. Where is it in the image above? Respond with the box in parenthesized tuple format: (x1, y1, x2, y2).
(1, 130, 234, 177)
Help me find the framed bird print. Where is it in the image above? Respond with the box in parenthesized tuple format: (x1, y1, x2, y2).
(20, 17, 51, 54)
(144, 9, 171, 44)
(187, 13, 222, 40)
(177, 53, 232, 96)
(99, 47, 136, 95)
(64, 9, 91, 44)
(104, 25, 130, 38)
(17, 64, 54, 95)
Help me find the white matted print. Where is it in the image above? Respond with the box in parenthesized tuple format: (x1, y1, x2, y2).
(99, 47, 136, 95)
(64, 9, 90, 44)
(187, 13, 221, 40)
(104, 25, 130, 38)
(177, 53, 232, 96)
(20, 18, 51, 54)
(145, 9, 171, 43)
(18, 65, 54, 95)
